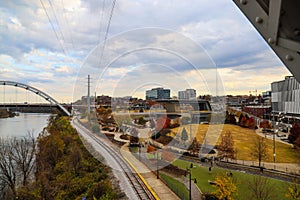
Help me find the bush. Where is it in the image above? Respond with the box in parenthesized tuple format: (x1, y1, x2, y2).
(102, 126, 110, 131)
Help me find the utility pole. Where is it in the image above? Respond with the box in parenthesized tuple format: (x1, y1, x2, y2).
(87, 75, 91, 115)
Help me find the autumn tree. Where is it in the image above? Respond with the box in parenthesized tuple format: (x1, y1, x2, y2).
(288, 122, 300, 146)
(225, 111, 236, 124)
(247, 176, 277, 200)
(286, 179, 300, 200)
(218, 131, 235, 161)
(251, 136, 268, 167)
(155, 115, 171, 131)
(213, 174, 237, 200)
(34, 116, 117, 199)
(138, 116, 147, 125)
(147, 145, 155, 153)
(188, 138, 201, 156)
(259, 120, 272, 131)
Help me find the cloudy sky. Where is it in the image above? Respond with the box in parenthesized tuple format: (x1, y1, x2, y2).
(0, 0, 291, 102)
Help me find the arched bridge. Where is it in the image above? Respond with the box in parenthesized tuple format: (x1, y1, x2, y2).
(0, 81, 71, 116)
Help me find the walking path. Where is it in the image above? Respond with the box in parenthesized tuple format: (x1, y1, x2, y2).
(120, 144, 180, 200)
(255, 127, 293, 146)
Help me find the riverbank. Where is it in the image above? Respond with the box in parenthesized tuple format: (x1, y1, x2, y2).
(0, 109, 17, 118)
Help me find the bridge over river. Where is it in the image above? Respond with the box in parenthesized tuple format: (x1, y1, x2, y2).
(0, 81, 71, 116)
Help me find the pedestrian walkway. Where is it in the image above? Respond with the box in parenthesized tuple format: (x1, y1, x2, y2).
(176, 173, 202, 200)
(255, 127, 293, 146)
(224, 158, 300, 174)
(120, 144, 180, 200)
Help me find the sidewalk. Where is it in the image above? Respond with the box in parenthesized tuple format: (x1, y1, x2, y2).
(120, 144, 180, 200)
(225, 158, 300, 174)
(255, 127, 293, 146)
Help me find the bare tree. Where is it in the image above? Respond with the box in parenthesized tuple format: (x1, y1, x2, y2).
(0, 133, 37, 199)
(247, 175, 277, 200)
(0, 138, 18, 199)
(251, 136, 268, 167)
(188, 138, 201, 156)
(11, 132, 36, 186)
(218, 131, 235, 161)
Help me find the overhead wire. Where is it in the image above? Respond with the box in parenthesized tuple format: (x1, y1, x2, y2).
(104, 0, 116, 43)
(61, 0, 76, 51)
(39, 0, 67, 55)
(97, 0, 106, 45)
(98, 0, 117, 68)
(47, 0, 69, 55)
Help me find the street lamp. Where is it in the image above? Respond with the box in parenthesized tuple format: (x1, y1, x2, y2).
(138, 142, 141, 161)
(271, 112, 277, 169)
(156, 149, 161, 179)
(186, 163, 197, 200)
(189, 111, 192, 142)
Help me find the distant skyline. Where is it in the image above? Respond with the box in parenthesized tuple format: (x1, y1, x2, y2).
(0, 0, 292, 103)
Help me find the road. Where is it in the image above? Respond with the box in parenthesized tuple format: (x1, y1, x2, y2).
(71, 117, 156, 200)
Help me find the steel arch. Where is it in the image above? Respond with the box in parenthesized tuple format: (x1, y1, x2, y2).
(0, 80, 71, 116)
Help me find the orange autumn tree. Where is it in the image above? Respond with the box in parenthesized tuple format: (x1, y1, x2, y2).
(259, 120, 272, 130)
(213, 174, 237, 200)
(155, 115, 171, 130)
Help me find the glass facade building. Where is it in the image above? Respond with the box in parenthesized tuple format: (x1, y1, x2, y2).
(145, 87, 170, 100)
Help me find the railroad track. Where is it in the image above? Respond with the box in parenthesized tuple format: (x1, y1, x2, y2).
(73, 118, 156, 200)
(180, 155, 300, 182)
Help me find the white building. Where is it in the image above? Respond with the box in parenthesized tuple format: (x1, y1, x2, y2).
(271, 76, 300, 116)
(178, 89, 196, 100)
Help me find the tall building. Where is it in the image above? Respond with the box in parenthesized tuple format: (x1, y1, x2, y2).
(271, 76, 300, 116)
(178, 89, 196, 100)
(146, 87, 170, 100)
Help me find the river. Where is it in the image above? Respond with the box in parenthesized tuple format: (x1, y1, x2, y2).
(0, 113, 51, 138)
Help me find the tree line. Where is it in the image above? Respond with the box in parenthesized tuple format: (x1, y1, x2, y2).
(0, 115, 118, 200)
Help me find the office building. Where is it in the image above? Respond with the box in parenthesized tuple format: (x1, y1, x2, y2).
(271, 76, 300, 116)
(146, 87, 170, 100)
(178, 89, 196, 100)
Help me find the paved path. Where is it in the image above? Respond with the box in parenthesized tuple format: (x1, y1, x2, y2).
(255, 128, 293, 146)
(120, 144, 180, 200)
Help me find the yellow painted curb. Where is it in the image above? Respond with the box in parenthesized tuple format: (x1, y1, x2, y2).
(123, 156, 160, 200)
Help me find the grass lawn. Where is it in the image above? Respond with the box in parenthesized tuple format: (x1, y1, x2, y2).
(173, 159, 290, 200)
(160, 173, 189, 200)
(170, 124, 300, 163)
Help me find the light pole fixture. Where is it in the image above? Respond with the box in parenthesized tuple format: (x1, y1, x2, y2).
(189, 111, 192, 142)
(156, 149, 161, 179)
(186, 163, 197, 200)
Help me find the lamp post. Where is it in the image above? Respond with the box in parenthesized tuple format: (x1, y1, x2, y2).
(186, 163, 197, 200)
(271, 112, 277, 168)
(190, 111, 192, 142)
(156, 149, 161, 179)
(272, 112, 284, 169)
(138, 142, 141, 161)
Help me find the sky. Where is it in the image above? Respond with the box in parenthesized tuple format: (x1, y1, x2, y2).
(0, 0, 292, 103)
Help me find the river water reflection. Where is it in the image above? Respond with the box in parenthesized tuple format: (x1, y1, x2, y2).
(0, 113, 51, 138)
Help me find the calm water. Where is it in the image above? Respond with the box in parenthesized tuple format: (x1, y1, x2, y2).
(0, 113, 51, 138)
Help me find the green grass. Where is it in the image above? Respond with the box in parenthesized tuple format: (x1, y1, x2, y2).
(173, 159, 290, 200)
(160, 173, 189, 200)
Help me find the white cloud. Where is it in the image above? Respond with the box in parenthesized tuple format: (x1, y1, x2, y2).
(0, 0, 293, 102)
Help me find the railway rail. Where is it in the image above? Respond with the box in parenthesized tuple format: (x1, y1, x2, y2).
(72, 117, 156, 200)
